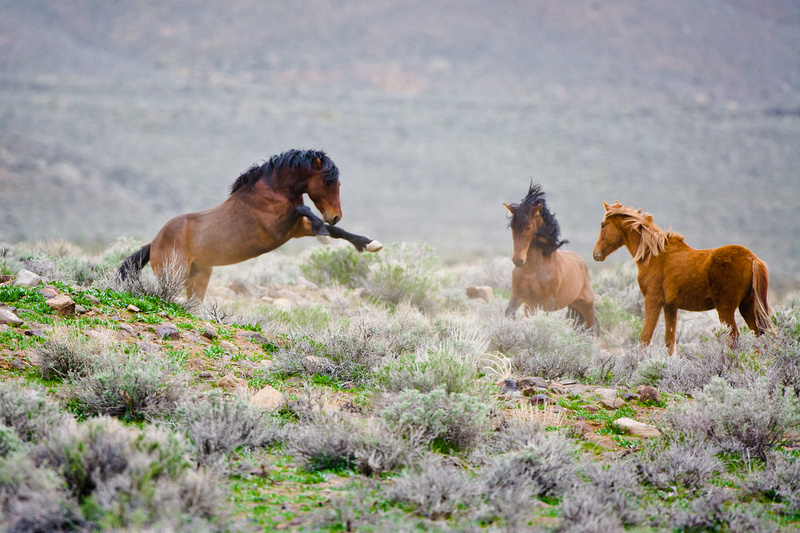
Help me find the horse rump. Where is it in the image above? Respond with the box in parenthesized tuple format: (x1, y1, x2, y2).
(117, 244, 151, 282)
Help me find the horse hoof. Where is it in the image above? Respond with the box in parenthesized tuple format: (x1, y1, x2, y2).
(366, 240, 383, 253)
(316, 235, 331, 245)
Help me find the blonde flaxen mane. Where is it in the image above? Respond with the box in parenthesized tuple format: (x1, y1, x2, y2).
(603, 202, 683, 262)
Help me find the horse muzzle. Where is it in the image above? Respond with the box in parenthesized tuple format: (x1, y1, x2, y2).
(593, 251, 605, 262)
(512, 257, 524, 267)
(323, 213, 341, 225)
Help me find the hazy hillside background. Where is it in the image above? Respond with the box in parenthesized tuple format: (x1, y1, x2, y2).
(1, 0, 799, 285)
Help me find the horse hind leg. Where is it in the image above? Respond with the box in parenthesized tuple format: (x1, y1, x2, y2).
(715, 304, 740, 349)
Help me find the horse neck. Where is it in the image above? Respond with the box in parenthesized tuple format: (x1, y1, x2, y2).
(619, 225, 645, 262)
(524, 240, 554, 267)
(230, 177, 303, 212)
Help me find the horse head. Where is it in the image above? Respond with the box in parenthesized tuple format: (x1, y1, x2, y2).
(592, 201, 626, 261)
(505, 201, 544, 267)
(306, 156, 342, 225)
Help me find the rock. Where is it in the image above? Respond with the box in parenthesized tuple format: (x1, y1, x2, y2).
(84, 294, 101, 305)
(74, 305, 87, 315)
(613, 417, 662, 438)
(340, 381, 357, 390)
(517, 376, 549, 390)
(639, 386, 662, 403)
(250, 385, 284, 410)
(153, 324, 180, 340)
(497, 379, 519, 396)
(621, 392, 640, 402)
(528, 394, 555, 405)
(14, 270, 41, 288)
(521, 386, 548, 397)
(0, 324, 9, 333)
(582, 404, 599, 413)
(296, 276, 319, 290)
(25, 328, 47, 338)
(272, 289, 299, 303)
(118, 323, 137, 337)
(217, 374, 248, 395)
(38, 286, 60, 299)
(302, 355, 334, 374)
(572, 421, 594, 435)
(239, 331, 272, 345)
(0, 275, 14, 283)
(552, 405, 568, 414)
(594, 388, 619, 403)
(230, 277, 260, 297)
(322, 288, 344, 303)
(198, 371, 214, 380)
(0, 308, 23, 326)
(272, 298, 293, 312)
(219, 340, 238, 352)
(260, 296, 275, 304)
(560, 379, 578, 386)
(46, 294, 76, 317)
(202, 328, 218, 340)
(187, 358, 207, 371)
(600, 398, 626, 410)
(127, 304, 140, 313)
(547, 382, 568, 395)
(136, 341, 161, 354)
(466, 286, 493, 303)
(258, 359, 274, 371)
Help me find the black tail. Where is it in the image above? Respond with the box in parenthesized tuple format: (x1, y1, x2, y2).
(118, 244, 151, 282)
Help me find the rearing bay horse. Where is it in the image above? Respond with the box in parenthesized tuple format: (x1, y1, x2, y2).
(592, 201, 771, 354)
(118, 149, 381, 300)
(504, 184, 595, 328)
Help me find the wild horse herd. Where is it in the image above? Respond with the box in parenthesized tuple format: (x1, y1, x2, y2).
(119, 149, 772, 355)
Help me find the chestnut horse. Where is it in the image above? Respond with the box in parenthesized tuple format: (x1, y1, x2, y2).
(118, 149, 382, 300)
(592, 201, 771, 354)
(504, 184, 595, 328)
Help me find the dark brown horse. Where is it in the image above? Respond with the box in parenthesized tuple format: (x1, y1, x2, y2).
(118, 149, 381, 300)
(592, 201, 771, 354)
(504, 184, 595, 328)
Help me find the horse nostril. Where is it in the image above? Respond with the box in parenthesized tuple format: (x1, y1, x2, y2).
(331, 214, 341, 225)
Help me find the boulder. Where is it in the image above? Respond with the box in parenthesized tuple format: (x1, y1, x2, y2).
(466, 286, 493, 303)
(216, 374, 248, 395)
(38, 286, 60, 299)
(600, 398, 626, 410)
(219, 340, 238, 353)
(15, 270, 41, 288)
(153, 324, 180, 340)
(250, 385, 284, 410)
(230, 277, 261, 297)
(639, 386, 662, 403)
(303, 355, 334, 374)
(612, 417, 662, 438)
(594, 388, 619, 403)
(496, 378, 519, 396)
(517, 376, 549, 390)
(46, 294, 76, 317)
(528, 394, 555, 405)
(0, 308, 23, 326)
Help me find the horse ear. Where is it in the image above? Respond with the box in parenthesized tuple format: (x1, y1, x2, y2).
(313, 157, 323, 170)
(503, 203, 515, 214)
(603, 201, 610, 210)
(531, 204, 544, 215)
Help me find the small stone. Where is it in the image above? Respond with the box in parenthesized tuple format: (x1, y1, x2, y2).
(528, 394, 555, 405)
(517, 376, 549, 390)
(613, 417, 662, 438)
(46, 294, 76, 317)
(14, 269, 41, 288)
(202, 328, 218, 340)
(621, 392, 640, 401)
(0, 324, 9, 333)
(521, 386, 548, 397)
(340, 381, 357, 390)
(582, 404, 599, 413)
(600, 398, 626, 410)
(258, 359, 274, 371)
(230, 278, 260, 297)
(136, 341, 161, 354)
(250, 385, 284, 410)
(217, 374, 248, 395)
(74, 305, 87, 315)
(239, 331, 272, 345)
(38, 286, 60, 299)
(547, 382, 568, 395)
(118, 323, 137, 337)
(594, 388, 619, 403)
(187, 358, 207, 371)
(198, 372, 214, 380)
(465, 286, 493, 302)
(0, 275, 13, 283)
(572, 421, 594, 435)
(219, 340, 238, 352)
(560, 379, 578, 386)
(153, 324, 180, 340)
(497, 378, 519, 396)
(127, 304, 141, 313)
(84, 294, 101, 305)
(639, 386, 662, 403)
(25, 328, 46, 338)
(0, 308, 23, 326)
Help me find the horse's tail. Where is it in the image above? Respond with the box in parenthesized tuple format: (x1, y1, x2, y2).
(752, 258, 773, 333)
(118, 244, 151, 282)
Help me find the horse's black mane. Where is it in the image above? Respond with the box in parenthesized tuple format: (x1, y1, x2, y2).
(508, 183, 568, 256)
(230, 149, 339, 195)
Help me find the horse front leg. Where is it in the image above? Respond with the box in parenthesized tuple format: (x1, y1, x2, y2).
(324, 225, 383, 252)
(505, 295, 522, 318)
(663, 305, 678, 356)
(291, 206, 330, 243)
(640, 298, 662, 349)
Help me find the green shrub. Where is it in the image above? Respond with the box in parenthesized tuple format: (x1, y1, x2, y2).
(300, 244, 376, 288)
(67, 350, 184, 422)
(380, 389, 491, 453)
(363, 242, 442, 313)
(37, 327, 111, 380)
(377, 350, 480, 395)
(0, 381, 67, 442)
(665, 377, 799, 460)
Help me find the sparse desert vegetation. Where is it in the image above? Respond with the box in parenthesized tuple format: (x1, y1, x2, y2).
(0, 238, 798, 531)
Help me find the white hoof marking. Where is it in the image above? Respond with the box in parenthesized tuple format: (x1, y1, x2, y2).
(366, 240, 383, 253)
(316, 235, 331, 245)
